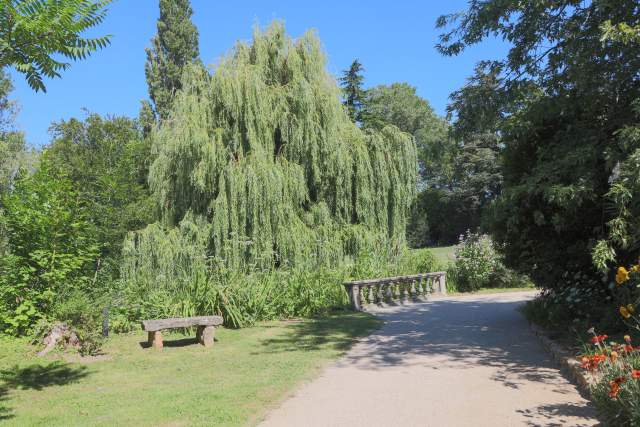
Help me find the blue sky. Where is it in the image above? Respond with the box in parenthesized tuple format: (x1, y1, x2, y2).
(8, 0, 508, 147)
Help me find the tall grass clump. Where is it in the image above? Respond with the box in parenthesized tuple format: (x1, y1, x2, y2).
(115, 221, 438, 330)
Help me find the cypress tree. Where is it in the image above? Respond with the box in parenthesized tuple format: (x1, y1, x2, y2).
(339, 59, 366, 123)
(145, 0, 200, 121)
(124, 23, 417, 275)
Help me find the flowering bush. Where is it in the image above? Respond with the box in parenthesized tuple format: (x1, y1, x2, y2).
(581, 329, 640, 423)
(579, 261, 640, 424)
(452, 231, 500, 292)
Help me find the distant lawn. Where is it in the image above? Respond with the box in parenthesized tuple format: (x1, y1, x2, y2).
(426, 245, 456, 266)
(0, 312, 380, 426)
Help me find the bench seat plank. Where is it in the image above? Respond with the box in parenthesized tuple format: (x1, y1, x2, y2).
(141, 315, 223, 332)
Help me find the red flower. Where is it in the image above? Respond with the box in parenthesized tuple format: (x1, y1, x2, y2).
(591, 334, 609, 344)
(613, 376, 626, 385)
(609, 383, 620, 398)
(580, 354, 607, 371)
(609, 376, 627, 399)
(632, 370, 640, 379)
(624, 344, 634, 353)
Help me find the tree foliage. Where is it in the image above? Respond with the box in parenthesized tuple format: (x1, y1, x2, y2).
(45, 113, 154, 264)
(125, 23, 417, 278)
(0, 69, 33, 255)
(0, 0, 112, 92)
(439, 0, 640, 287)
(145, 0, 200, 121)
(364, 83, 450, 185)
(339, 59, 366, 124)
(0, 159, 99, 334)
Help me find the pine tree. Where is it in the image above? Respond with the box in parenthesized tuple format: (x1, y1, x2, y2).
(339, 59, 366, 123)
(145, 0, 200, 121)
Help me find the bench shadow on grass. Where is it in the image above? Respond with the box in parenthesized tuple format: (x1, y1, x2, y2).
(0, 362, 89, 420)
(138, 334, 219, 349)
(254, 311, 382, 354)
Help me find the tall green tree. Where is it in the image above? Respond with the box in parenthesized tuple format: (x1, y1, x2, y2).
(125, 23, 417, 277)
(339, 59, 366, 123)
(364, 83, 452, 187)
(0, 70, 34, 255)
(0, 69, 28, 192)
(445, 64, 504, 225)
(0, 0, 112, 92)
(45, 113, 154, 264)
(438, 0, 640, 287)
(363, 83, 456, 246)
(145, 0, 200, 121)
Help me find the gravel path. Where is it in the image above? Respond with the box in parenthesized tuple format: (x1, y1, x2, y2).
(259, 291, 600, 427)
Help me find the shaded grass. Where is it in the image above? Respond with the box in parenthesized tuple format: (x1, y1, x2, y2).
(0, 312, 380, 426)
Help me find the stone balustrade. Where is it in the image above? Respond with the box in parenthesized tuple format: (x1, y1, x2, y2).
(342, 272, 446, 311)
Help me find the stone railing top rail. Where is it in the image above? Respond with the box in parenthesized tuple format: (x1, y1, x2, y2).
(343, 272, 446, 287)
(342, 272, 447, 311)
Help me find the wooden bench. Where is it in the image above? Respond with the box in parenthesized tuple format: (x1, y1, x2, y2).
(141, 315, 223, 349)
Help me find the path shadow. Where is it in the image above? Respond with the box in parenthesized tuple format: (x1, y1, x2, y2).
(0, 362, 89, 420)
(255, 312, 381, 354)
(518, 402, 602, 426)
(257, 293, 599, 423)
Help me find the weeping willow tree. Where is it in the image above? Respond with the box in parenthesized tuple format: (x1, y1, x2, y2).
(124, 22, 417, 276)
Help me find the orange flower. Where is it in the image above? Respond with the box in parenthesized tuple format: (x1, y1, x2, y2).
(617, 266, 630, 284)
(624, 344, 634, 353)
(620, 306, 632, 319)
(611, 351, 620, 361)
(581, 354, 607, 371)
(609, 382, 621, 398)
(632, 370, 640, 379)
(609, 376, 627, 398)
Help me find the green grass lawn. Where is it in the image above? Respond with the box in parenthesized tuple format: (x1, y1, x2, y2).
(0, 312, 379, 427)
(426, 245, 456, 266)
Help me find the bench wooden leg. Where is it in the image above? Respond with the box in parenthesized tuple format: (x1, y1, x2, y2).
(197, 326, 215, 347)
(148, 331, 163, 350)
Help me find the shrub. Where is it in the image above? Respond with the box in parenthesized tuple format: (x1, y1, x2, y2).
(54, 291, 106, 355)
(0, 163, 99, 335)
(111, 236, 442, 331)
(572, 262, 640, 425)
(452, 231, 500, 292)
(580, 330, 640, 425)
